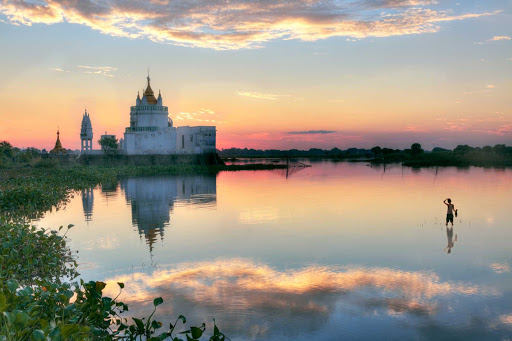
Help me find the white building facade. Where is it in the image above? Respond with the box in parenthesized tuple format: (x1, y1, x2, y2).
(82, 76, 216, 155)
(121, 76, 216, 155)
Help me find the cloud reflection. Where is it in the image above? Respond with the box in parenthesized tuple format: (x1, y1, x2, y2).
(102, 259, 492, 338)
(489, 262, 510, 274)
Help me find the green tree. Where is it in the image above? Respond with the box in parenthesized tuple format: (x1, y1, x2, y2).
(411, 143, 424, 156)
(371, 146, 382, 156)
(482, 146, 493, 153)
(454, 145, 474, 154)
(493, 144, 507, 155)
(0, 141, 14, 158)
(98, 136, 119, 156)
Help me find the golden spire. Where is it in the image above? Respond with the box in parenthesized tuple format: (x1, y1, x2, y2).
(143, 72, 157, 104)
(50, 128, 67, 155)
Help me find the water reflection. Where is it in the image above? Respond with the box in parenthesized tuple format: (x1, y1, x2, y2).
(444, 227, 458, 254)
(80, 175, 216, 252)
(57, 162, 512, 340)
(120, 175, 216, 251)
(81, 188, 94, 222)
(102, 259, 496, 340)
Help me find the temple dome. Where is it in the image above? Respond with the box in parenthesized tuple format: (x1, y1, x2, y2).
(144, 77, 157, 104)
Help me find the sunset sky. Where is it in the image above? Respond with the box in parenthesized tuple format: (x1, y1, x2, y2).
(0, 0, 510, 151)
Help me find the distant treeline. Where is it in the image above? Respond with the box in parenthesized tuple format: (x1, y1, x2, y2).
(218, 147, 372, 158)
(2, 140, 512, 168)
(219, 143, 512, 167)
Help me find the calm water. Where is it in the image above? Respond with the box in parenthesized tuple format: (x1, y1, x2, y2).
(37, 161, 512, 340)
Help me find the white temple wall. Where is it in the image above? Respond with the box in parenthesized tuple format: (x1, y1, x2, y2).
(133, 110, 169, 129)
(124, 127, 177, 155)
(176, 126, 216, 154)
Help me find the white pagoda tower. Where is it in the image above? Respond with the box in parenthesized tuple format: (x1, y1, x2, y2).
(80, 109, 93, 153)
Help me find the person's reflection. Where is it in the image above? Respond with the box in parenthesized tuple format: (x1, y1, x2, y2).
(444, 226, 457, 254)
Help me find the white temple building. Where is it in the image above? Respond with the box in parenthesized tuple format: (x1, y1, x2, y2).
(81, 75, 216, 155)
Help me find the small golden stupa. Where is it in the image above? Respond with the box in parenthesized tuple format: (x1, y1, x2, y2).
(50, 129, 67, 155)
(143, 76, 158, 104)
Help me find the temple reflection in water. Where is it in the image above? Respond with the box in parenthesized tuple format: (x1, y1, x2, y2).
(81, 188, 94, 222)
(81, 175, 216, 251)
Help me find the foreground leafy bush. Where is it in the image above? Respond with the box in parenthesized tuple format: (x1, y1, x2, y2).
(0, 219, 78, 285)
(0, 219, 228, 340)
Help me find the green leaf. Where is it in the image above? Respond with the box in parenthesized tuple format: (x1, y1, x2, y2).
(178, 315, 186, 324)
(3, 312, 15, 326)
(60, 324, 79, 338)
(151, 320, 163, 329)
(190, 326, 203, 339)
(186, 334, 199, 341)
(6, 279, 19, 292)
(95, 281, 106, 292)
(117, 282, 125, 289)
(153, 297, 163, 307)
(133, 317, 144, 332)
(15, 312, 29, 328)
(39, 319, 49, 330)
(67, 224, 74, 229)
(31, 329, 45, 341)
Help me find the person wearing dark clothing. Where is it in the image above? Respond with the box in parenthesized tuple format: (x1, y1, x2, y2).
(443, 198, 456, 227)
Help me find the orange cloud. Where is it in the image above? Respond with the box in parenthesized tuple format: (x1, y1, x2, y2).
(0, 0, 498, 50)
(488, 36, 511, 41)
(237, 91, 284, 100)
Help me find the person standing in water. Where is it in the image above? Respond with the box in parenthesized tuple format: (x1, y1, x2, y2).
(443, 198, 456, 227)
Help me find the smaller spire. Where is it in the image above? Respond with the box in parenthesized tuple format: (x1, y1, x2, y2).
(137, 91, 140, 99)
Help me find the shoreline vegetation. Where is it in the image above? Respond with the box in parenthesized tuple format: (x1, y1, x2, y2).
(219, 143, 512, 168)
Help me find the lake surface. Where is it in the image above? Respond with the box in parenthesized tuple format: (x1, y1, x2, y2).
(36, 161, 512, 340)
